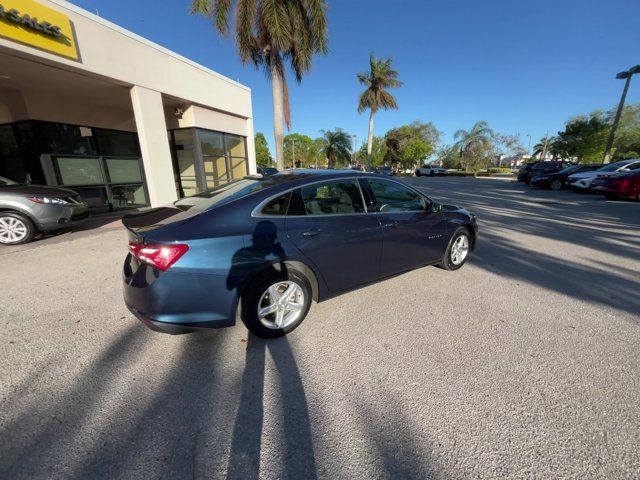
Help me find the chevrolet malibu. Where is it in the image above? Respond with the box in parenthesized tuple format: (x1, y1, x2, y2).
(123, 170, 477, 338)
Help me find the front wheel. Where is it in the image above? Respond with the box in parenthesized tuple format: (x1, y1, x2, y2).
(415, 170, 421, 177)
(241, 268, 312, 339)
(549, 179, 563, 190)
(0, 213, 35, 245)
(438, 228, 471, 271)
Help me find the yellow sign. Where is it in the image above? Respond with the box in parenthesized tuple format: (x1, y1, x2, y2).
(0, 0, 78, 60)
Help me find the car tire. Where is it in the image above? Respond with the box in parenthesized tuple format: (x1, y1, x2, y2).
(0, 212, 36, 245)
(438, 228, 471, 271)
(241, 267, 313, 339)
(415, 170, 421, 177)
(429, 170, 435, 176)
(549, 179, 563, 190)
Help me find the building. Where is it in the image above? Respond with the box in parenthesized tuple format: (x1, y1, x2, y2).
(0, 0, 256, 211)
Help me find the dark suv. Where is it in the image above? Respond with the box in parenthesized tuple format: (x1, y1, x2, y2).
(517, 161, 571, 185)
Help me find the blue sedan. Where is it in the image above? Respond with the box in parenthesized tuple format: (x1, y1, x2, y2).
(122, 170, 477, 338)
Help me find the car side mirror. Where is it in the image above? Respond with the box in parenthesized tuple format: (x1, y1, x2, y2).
(429, 202, 442, 213)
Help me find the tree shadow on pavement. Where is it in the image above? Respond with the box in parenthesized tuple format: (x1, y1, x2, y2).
(0, 324, 149, 478)
(414, 179, 640, 318)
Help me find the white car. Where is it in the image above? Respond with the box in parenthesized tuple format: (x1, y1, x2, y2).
(415, 164, 447, 176)
(567, 159, 640, 190)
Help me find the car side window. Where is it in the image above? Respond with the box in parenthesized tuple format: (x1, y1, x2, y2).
(299, 180, 365, 215)
(261, 192, 291, 215)
(626, 162, 640, 171)
(367, 179, 425, 212)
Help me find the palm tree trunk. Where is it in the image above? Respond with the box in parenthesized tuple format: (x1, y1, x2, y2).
(271, 61, 285, 171)
(367, 110, 375, 167)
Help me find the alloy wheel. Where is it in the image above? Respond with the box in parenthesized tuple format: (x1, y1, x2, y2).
(550, 180, 562, 190)
(257, 281, 305, 330)
(0, 216, 28, 244)
(450, 235, 469, 266)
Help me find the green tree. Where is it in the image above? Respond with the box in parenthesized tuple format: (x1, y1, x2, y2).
(357, 54, 402, 167)
(400, 139, 432, 169)
(612, 104, 640, 159)
(357, 136, 387, 166)
(384, 121, 438, 170)
(191, 0, 328, 170)
(320, 129, 352, 168)
(453, 121, 495, 172)
(254, 132, 272, 165)
(532, 136, 554, 160)
(553, 113, 609, 162)
(284, 133, 315, 167)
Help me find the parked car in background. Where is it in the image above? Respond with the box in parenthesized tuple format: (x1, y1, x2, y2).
(415, 164, 446, 176)
(376, 166, 394, 176)
(0, 176, 89, 245)
(257, 166, 278, 176)
(590, 170, 640, 200)
(530, 164, 602, 190)
(518, 161, 570, 185)
(122, 170, 477, 338)
(567, 159, 640, 191)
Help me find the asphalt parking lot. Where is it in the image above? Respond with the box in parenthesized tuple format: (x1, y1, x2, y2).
(1, 177, 639, 479)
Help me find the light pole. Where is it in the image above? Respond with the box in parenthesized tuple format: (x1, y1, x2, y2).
(526, 133, 531, 157)
(290, 138, 297, 168)
(602, 65, 640, 164)
(352, 134, 358, 166)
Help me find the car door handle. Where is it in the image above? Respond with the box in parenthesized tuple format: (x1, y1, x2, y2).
(382, 222, 398, 230)
(302, 228, 322, 237)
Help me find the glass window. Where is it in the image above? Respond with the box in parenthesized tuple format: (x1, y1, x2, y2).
(225, 134, 246, 157)
(261, 192, 291, 215)
(110, 184, 148, 208)
(56, 157, 104, 185)
(199, 130, 225, 156)
(203, 156, 229, 188)
(230, 156, 248, 179)
(93, 129, 139, 156)
(368, 179, 425, 212)
(300, 180, 364, 215)
(287, 190, 306, 216)
(625, 162, 640, 170)
(106, 158, 142, 183)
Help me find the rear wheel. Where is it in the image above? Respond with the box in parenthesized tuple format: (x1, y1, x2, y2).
(0, 213, 35, 245)
(549, 179, 563, 190)
(438, 228, 471, 271)
(429, 170, 435, 176)
(241, 268, 312, 338)
(415, 170, 421, 177)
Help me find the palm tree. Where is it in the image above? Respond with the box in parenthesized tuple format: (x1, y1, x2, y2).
(190, 0, 328, 170)
(320, 129, 352, 168)
(453, 121, 494, 172)
(532, 136, 554, 160)
(357, 54, 402, 167)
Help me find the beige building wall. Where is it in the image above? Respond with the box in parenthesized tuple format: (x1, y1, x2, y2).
(0, 0, 256, 205)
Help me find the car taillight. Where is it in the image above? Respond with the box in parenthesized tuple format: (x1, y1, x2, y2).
(128, 242, 189, 271)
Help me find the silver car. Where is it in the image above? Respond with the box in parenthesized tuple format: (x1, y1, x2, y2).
(0, 176, 89, 245)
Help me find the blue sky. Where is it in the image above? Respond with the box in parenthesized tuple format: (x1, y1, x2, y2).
(71, 0, 640, 153)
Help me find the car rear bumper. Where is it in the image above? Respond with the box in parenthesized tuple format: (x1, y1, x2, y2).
(123, 254, 237, 334)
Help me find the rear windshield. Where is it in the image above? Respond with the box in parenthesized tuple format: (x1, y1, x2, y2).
(596, 161, 632, 172)
(174, 178, 268, 211)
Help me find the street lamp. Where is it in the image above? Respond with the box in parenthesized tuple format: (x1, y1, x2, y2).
(602, 65, 640, 163)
